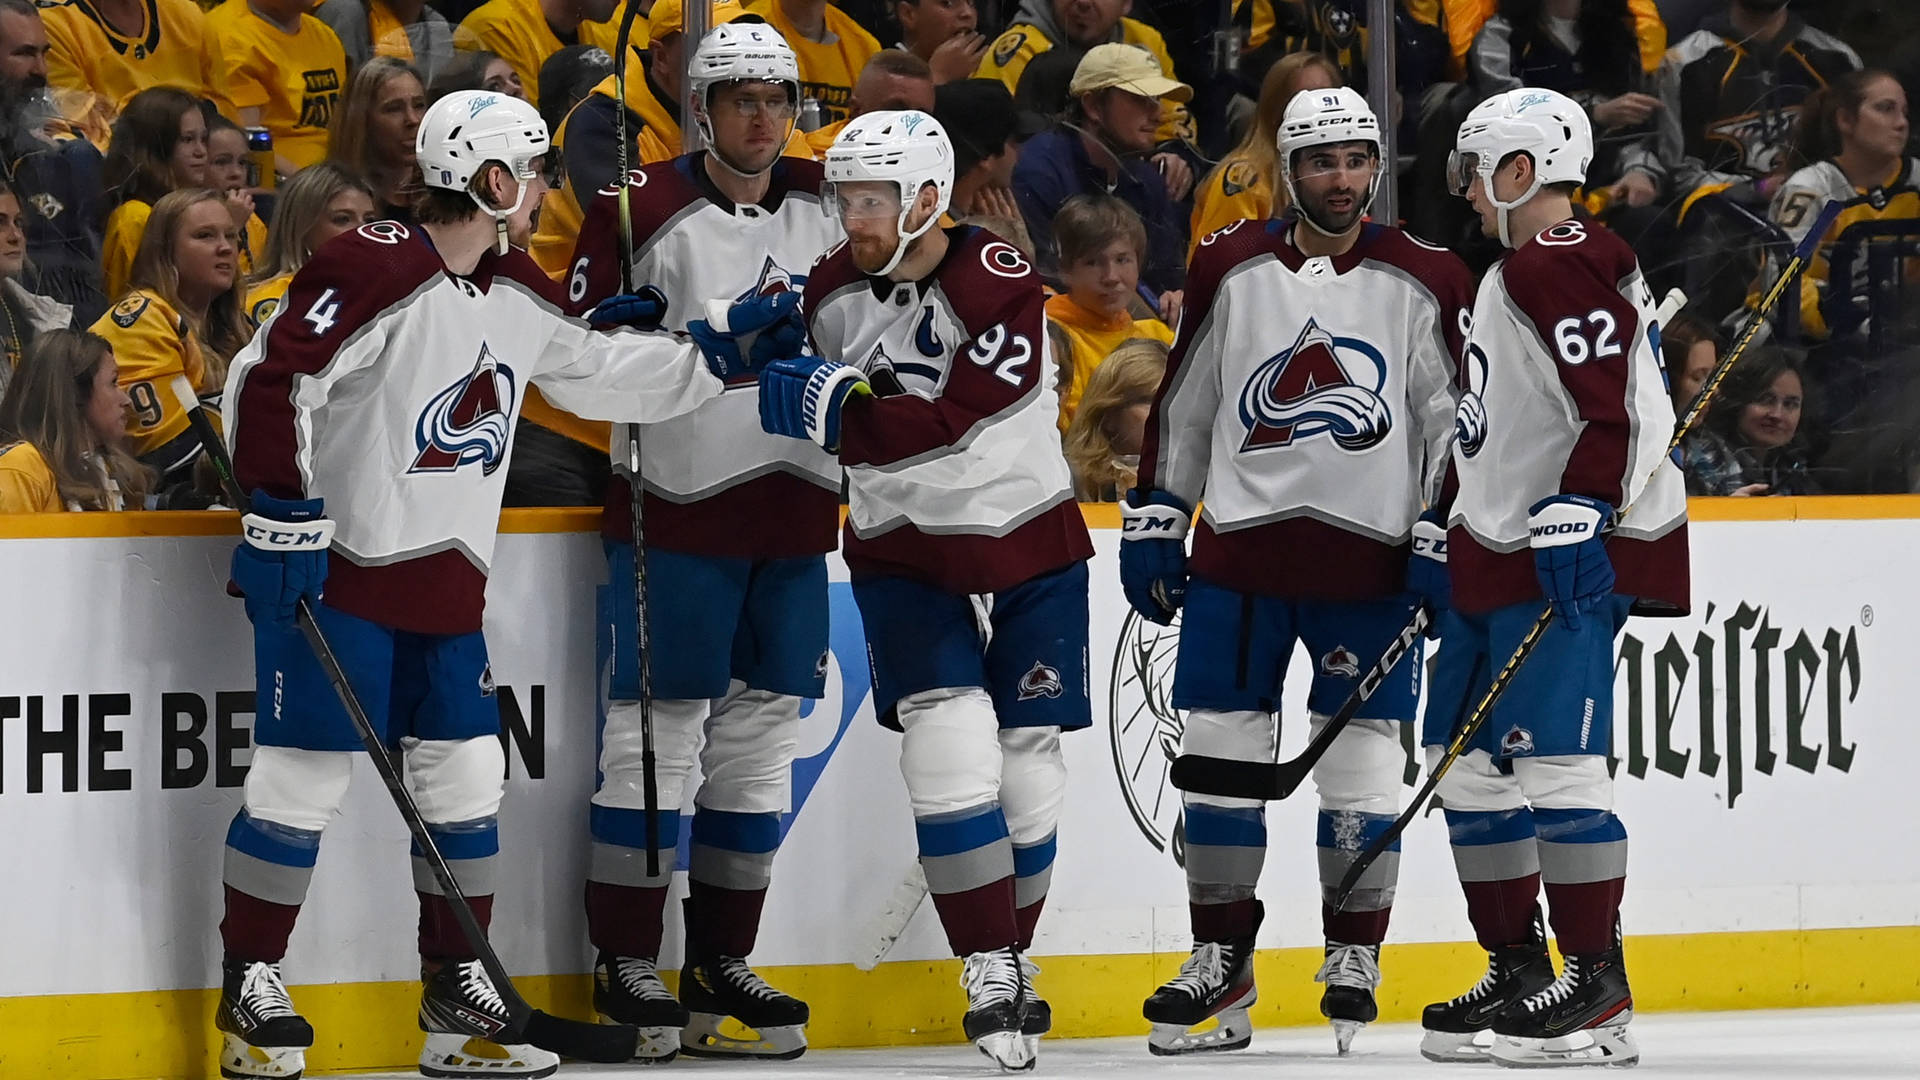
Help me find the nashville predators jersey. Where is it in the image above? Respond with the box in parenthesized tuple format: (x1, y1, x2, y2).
(206, 2, 346, 171)
(245, 272, 291, 328)
(90, 289, 218, 482)
(1188, 155, 1275, 262)
(41, 0, 215, 146)
(1762, 158, 1920, 339)
(976, 14, 1191, 145)
(101, 199, 150, 305)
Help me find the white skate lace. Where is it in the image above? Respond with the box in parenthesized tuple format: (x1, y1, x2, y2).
(1521, 955, 1582, 1013)
(1314, 943, 1381, 991)
(456, 960, 509, 1018)
(717, 957, 783, 1002)
(1163, 942, 1229, 998)
(240, 962, 298, 1020)
(612, 957, 677, 1002)
(960, 948, 1022, 1008)
(1452, 962, 1501, 1005)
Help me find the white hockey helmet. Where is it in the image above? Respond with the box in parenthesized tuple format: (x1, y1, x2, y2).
(824, 109, 955, 276)
(1450, 87, 1593, 246)
(1276, 86, 1382, 237)
(417, 90, 550, 251)
(689, 22, 800, 172)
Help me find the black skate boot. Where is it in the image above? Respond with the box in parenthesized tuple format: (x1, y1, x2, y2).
(1142, 903, 1262, 1056)
(960, 945, 1033, 1071)
(680, 954, 810, 1060)
(1490, 939, 1638, 1069)
(1420, 906, 1557, 1063)
(1018, 955, 1051, 1057)
(417, 960, 558, 1078)
(216, 959, 313, 1079)
(1315, 941, 1382, 1055)
(593, 952, 689, 1063)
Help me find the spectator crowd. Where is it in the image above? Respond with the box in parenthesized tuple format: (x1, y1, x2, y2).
(0, 0, 1915, 513)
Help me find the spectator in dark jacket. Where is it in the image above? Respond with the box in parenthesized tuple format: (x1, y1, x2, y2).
(0, 0, 103, 326)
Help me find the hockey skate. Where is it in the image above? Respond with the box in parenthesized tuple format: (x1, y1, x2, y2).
(1019, 955, 1051, 1058)
(960, 946, 1034, 1071)
(1421, 907, 1557, 1063)
(1142, 930, 1258, 1056)
(417, 960, 558, 1078)
(1490, 942, 1638, 1069)
(216, 960, 313, 1079)
(593, 953, 688, 1063)
(680, 954, 810, 1059)
(1315, 941, 1382, 1054)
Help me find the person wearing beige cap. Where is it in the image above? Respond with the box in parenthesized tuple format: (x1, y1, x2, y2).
(975, 0, 1193, 144)
(1011, 43, 1193, 314)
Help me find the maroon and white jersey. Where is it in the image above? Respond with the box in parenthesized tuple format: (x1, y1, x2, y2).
(570, 154, 845, 556)
(1138, 219, 1470, 601)
(1448, 217, 1690, 614)
(226, 222, 727, 635)
(804, 226, 1093, 593)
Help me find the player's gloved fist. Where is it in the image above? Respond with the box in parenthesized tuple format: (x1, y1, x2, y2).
(1119, 488, 1190, 626)
(1527, 494, 1616, 631)
(1406, 508, 1450, 630)
(585, 290, 665, 330)
(231, 490, 334, 629)
(688, 293, 806, 380)
(759, 354, 869, 453)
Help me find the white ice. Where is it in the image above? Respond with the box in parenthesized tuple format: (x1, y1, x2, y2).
(357, 1004, 1920, 1078)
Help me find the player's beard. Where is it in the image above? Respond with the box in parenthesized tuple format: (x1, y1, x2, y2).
(850, 233, 904, 275)
(1299, 187, 1365, 236)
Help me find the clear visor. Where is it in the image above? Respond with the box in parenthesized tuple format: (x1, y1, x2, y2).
(823, 181, 903, 223)
(1446, 149, 1485, 196)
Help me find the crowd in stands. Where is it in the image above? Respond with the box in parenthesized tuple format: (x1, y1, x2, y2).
(0, 0, 1914, 515)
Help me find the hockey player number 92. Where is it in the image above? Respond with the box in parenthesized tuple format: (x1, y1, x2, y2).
(1551, 310, 1621, 366)
(966, 323, 1032, 386)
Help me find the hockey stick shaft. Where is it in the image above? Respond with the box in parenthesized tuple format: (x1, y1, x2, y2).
(178, 380, 639, 1062)
(1332, 200, 1844, 910)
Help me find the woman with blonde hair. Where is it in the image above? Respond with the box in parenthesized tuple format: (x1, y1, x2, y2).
(90, 189, 246, 492)
(245, 164, 378, 326)
(328, 56, 428, 219)
(1189, 52, 1343, 258)
(101, 87, 210, 303)
(1063, 337, 1169, 501)
(0, 330, 151, 512)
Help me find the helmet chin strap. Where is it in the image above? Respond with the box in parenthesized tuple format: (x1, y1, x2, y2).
(873, 189, 938, 278)
(695, 93, 797, 182)
(470, 171, 531, 255)
(1485, 172, 1543, 248)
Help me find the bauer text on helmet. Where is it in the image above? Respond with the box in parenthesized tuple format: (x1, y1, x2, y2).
(825, 109, 954, 277)
(1278, 86, 1381, 238)
(417, 90, 551, 251)
(1450, 87, 1593, 246)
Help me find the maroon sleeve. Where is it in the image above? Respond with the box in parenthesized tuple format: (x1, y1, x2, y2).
(800, 240, 858, 356)
(1502, 222, 1644, 507)
(565, 170, 640, 317)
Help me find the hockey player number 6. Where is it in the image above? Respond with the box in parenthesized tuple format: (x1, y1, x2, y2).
(966, 323, 1032, 386)
(1551, 309, 1621, 366)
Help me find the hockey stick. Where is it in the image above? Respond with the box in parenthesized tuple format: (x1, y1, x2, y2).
(1170, 284, 1689, 802)
(1332, 200, 1843, 910)
(850, 862, 929, 970)
(176, 378, 641, 1063)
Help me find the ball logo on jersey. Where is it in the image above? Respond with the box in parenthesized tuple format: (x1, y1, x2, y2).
(1238, 317, 1391, 452)
(1017, 661, 1065, 701)
(411, 344, 517, 475)
(1456, 342, 1490, 458)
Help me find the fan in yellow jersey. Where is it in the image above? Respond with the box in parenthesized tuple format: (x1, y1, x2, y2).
(0, 330, 150, 514)
(745, 0, 879, 126)
(454, 0, 619, 108)
(1188, 51, 1340, 260)
(975, 0, 1191, 145)
(91, 190, 249, 490)
(101, 87, 208, 303)
(1044, 194, 1172, 432)
(243, 162, 375, 327)
(39, 0, 215, 147)
(205, 0, 347, 175)
(204, 113, 271, 274)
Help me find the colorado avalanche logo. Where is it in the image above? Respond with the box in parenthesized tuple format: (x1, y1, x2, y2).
(864, 339, 939, 397)
(1456, 343, 1490, 459)
(1017, 661, 1065, 702)
(1320, 646, 1360, 679)
(1238, 318, 1391, 452)
(738, 254, 799, 301)
(411, 344, 516, 475)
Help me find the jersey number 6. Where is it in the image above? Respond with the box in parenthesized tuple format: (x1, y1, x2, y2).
(966, 323, 1032, 386)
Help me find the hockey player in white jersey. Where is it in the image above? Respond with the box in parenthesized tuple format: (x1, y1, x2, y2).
(1418, 87, 1688, 1069)
(1123, 87, 1473, 1057)
(757, 110, 1095, 1072)
(562, 22, 842, 1063)
(213, 90, 789, 1080)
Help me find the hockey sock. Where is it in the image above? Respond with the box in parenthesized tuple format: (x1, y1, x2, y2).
(1011, 830, 1056, 951)
(686, 807, 780, 957)
(585, 802, 680, 957)
(1190, 897, 1260, 942)
(1319, 808, 1400, 945)
(221, 810, 323, 962)
(1184, 802, 1266, 942)
(1445, 807, 1543, 950)
(1535, 808, 1628, 954)
(414, 816, 500, 963)
(916, 802, 1018, 956)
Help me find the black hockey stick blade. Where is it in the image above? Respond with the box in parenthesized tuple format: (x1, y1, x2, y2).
(522, 1007, 640, 1062)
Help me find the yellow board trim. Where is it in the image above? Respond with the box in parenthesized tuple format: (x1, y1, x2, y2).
(5, 926, 1917, 1078)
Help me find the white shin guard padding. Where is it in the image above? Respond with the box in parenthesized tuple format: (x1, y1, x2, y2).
(1428, 746, 1527, 813)
(1181, 709, 1273, 811)
(596, 697, 705, 812)
(897, 687, 1003, 817)
(1310, 713, 1404, 815)
(245, 746, 354, 833)
(697, 682, 801, 815)
(998, 727, 1065, 846)
(1512, 755, 1614, 810)
(402, 737, 505, 825)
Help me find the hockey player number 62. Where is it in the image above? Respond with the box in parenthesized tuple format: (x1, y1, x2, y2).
(1551, 309, 1621, 366)
(966, 323, 1032, 386)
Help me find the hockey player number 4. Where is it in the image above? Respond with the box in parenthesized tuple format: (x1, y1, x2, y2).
(1551, 309, 1621, 366)
(304, 288, 341, 336)
(966, 323, 1032, 386)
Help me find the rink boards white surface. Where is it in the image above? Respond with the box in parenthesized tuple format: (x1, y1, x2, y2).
(1, 500, 1918, 1079)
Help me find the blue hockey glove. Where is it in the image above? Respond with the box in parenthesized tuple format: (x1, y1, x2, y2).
(585, 290, 666, 330)
(1406, 508, 1450, 632)
(231, 491, 333, 629)
(759, 354, 869, 453)
(1527, 494, 1616, 631)
(1119, 489, 1190, 625)
(688, 293, 806, 379)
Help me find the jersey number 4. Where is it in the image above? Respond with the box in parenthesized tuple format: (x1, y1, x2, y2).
(1551, 309, 1622, 366)
(965, 323, 1032, 386)
(304, 288, 341, 335)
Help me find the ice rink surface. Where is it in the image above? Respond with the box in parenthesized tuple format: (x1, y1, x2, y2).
(356, 1005, 1920, 1078)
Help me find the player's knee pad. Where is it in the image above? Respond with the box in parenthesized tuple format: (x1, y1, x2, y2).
(998, 726, 1065, 846)
(897, 687, 1003, 817)
(244, 746, 354, 833)
(698, 683, 801, 815)
(1182, 709, 1273, 811)
(404, 736, 505, 824)
(1513, 754, 1613, 811)
(1311, 714, 1405, 815)
(1429, 746, 1526, 813)
(596, 697, 704, 812)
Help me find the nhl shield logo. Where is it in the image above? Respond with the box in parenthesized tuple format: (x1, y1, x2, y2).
(1320, 645, 1361, 679)
(411, 344, 517, 475)
(1017, 661, 1064, 701)
(1238, 318, 1392, 453)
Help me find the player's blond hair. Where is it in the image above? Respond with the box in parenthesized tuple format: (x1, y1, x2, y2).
(1063, 337, 1169, 500)
(129, 189, 251, 389)
(0, 330, 152, 509)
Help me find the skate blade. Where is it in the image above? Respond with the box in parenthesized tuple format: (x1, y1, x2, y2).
(1332, 1018, 1365, 1055)
(680, 1013, 808, 1060)
(1420, 1028, 1496, 1063)
(418, 1034, 559, 1078)
(219, 1036, 305, 1080)
(1490, 1024, 1640, 1069)
(973, 1029, 1036, 1072)
(1146, 1009, 1253, 1057)
(596, 1017, 682, 1064)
